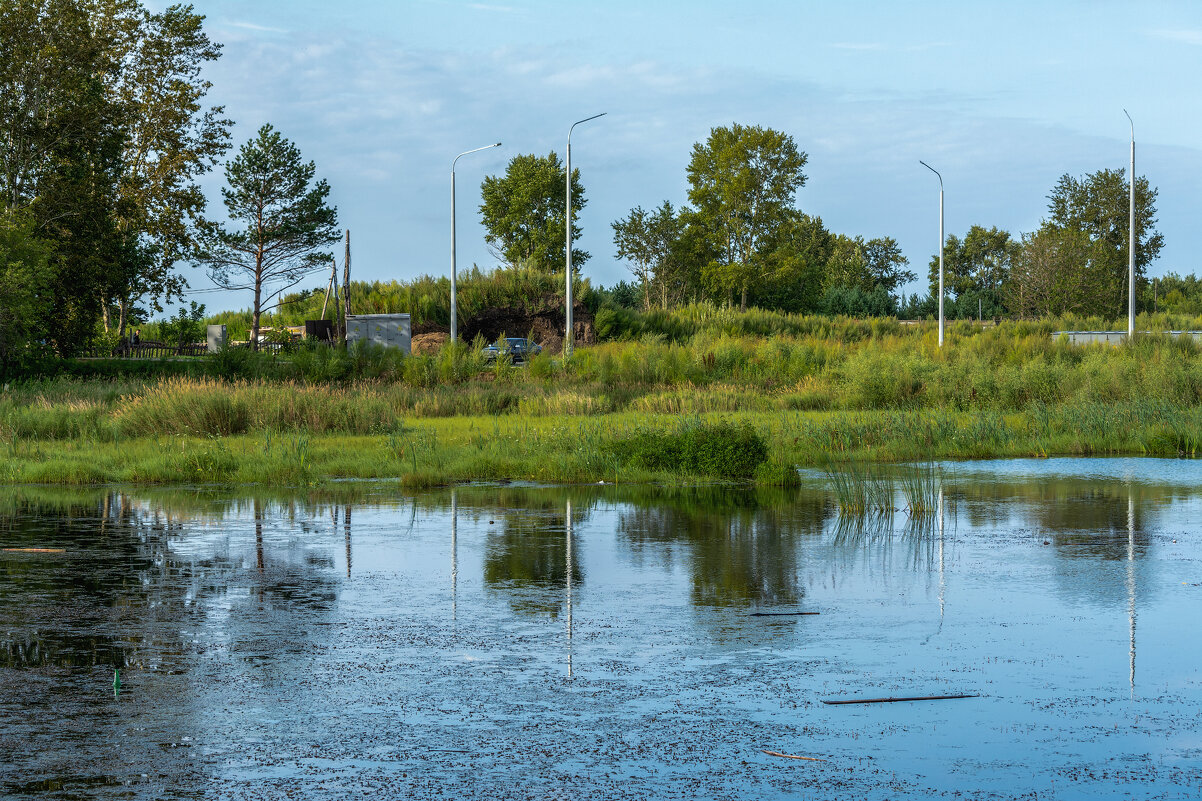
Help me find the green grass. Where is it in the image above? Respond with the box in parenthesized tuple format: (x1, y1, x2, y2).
(5, 313, 1202, 487)
(3, 402, 1202, 487)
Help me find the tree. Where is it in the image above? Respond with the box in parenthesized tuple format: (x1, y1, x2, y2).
(686, 123, 807, 311)
(94, 1, 232, 333)
(194, 124, 339, 349)
(0, 0, 229, 352)
(823, 234, 914, 295)
(1006, 225, 1105, 318)
(612, 201, 684, 310)
(927, 225, 1019, 319)
(479, 152, 587, 274)
(752, 211, 831, 313)
(0, 211, 53, 377)
(1012, 167, 1163, 318)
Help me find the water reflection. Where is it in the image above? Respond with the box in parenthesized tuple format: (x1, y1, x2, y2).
(481, 494, 585, 618)
(617, 486, 830, 609)
(0, 464, 1198, 798)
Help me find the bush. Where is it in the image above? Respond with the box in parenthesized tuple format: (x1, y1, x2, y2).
(612, 419, 769, 479)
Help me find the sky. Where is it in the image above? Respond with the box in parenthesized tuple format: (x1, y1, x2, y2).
(166, 0, 1202, 316)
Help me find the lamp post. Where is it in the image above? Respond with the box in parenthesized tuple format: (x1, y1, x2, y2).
(451, 143, 501, 343)
(565, 113, 605, 358)
(1124, 110, 1135, 340)
(919, 160, 945, 347)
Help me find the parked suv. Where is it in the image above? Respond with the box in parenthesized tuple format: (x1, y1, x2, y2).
(482, 337, 542, 364)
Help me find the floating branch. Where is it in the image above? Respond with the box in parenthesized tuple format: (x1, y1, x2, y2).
(761, 750, 826, 762)
(822, 694, 979, 705)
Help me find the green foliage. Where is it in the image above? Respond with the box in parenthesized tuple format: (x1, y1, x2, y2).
(824, 233, 914, 295)
(687, 123, 808, 310)
(927, 225, 1018, 318)
(0, 212, 54, 378)
(158, 301, 206, 347)
(1009, 167, 1162, 318)
(479, 151, 587, 273)
(194, 123, 339, 347)
(612, 419, 769, 480)
(0, 0, 229, 346)
(197, 265, 599, 341)
(612, 201, 686, 310)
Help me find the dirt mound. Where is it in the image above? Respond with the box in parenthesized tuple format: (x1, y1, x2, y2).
(407, 301, 594, 356)
(411, 332, 449, 355)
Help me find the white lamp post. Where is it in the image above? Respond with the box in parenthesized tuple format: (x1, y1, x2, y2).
(565, 113, 605, 358)
(451, 143, 501, 343)
(919, 160, 945, 347)
(1124, 110, 1135, 340)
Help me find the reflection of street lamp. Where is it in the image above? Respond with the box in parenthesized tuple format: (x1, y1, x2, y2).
(566, 498, 573, 677)
(919, 161, 944, 347)
(451, 143, 502, 343)
(1127, 492, 1136, 697)
(451, 488, 458, 622)
(1124, 110, 1135, 340)
(565, 113, 606, 358)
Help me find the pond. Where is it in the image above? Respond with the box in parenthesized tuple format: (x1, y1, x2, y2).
(1, 457, 1200, 799)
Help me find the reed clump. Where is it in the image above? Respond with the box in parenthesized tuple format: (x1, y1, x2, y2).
(111, 377, 401, 436)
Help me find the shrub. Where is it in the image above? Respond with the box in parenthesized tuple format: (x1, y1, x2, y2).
(612, 419, 768, 479)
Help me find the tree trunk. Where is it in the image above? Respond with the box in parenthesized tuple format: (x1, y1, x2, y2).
(117, 298, 128, 338)
(740, 284, 748, 312)
(101, 303, 110, 333)
(251, 275, 263, 352)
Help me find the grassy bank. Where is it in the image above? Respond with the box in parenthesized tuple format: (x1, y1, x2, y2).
(2, 402, 1199, 488)
(5, 316, 1202, 487)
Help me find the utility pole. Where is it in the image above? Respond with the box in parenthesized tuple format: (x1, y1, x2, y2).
(321, 257, 336, 319)
(342, 229, 351, 345)
(451, 143, 502, 343)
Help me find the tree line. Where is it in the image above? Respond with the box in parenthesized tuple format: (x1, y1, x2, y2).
(0, 0, 339, 375)
(479, 123, 1169, 322)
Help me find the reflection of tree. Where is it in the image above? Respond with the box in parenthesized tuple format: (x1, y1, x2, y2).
(951, 479, 1156, 559)
(482, 500, 584, 617)
(619, 487, 830, 608)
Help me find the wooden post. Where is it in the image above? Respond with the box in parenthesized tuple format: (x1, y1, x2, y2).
(320, 257, 336, 319)
(342, 229, 351, 345)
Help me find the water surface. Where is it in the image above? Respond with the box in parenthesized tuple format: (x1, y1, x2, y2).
(2, 458, 1200, 798)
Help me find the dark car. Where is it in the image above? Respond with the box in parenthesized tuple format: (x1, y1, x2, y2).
(482, 337, 542, 364)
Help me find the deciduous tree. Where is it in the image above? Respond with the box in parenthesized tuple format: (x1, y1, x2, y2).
(479, 152, 587, 274)
(686, 123, 807, 311)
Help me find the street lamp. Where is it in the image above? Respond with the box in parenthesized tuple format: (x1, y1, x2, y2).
(919, 160, 944, 348)
(565, 113, 606, 358)
(1124, 110, 1135, 340)
(451, 142, 501, 343)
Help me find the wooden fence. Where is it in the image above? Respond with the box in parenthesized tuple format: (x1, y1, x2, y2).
(80, 340, 301, 359)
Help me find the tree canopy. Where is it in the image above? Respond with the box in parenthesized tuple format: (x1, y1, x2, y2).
(194, 124, 338, 348)
(0, 0, 228, 354)
(479, 152, 587, 274)
(686, 123, 808, 310)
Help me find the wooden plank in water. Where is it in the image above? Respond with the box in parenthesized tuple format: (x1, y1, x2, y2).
(761, 749, 826, 762)
(822, 694, 979, 705)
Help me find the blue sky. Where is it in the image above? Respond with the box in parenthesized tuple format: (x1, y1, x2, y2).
(171, 0, 1202, 314)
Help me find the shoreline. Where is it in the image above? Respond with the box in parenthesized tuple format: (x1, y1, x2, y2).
(5, 405, 1196, 488)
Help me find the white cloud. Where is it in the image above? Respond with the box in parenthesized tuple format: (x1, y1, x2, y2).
(223, 20, 289, 34)
(1148, 28, 1202, 46)
(830, 42, 885, 51)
